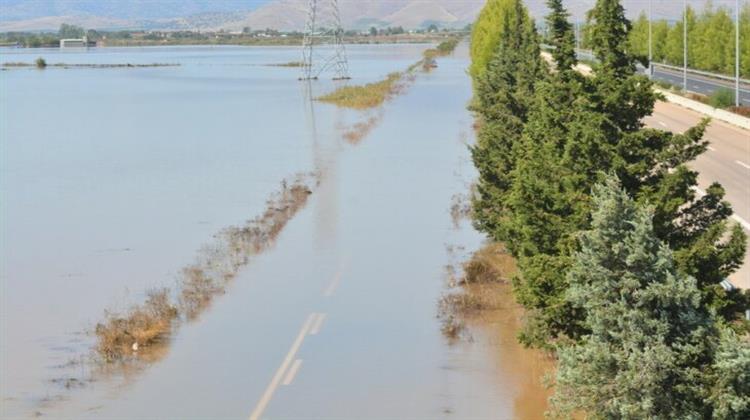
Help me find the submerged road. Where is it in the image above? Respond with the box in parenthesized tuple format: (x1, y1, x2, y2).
(46, 44, 549, 419)
(645, 101, 750, 288)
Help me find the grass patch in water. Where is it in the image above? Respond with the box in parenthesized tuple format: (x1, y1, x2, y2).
(267, 61, 304, 67)
(317, 72, 404, 109)
(94, 289, 178, 362)
(93, 175, 317, 362)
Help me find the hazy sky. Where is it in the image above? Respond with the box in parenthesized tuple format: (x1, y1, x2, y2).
(0, 0, 746, 23)
(0, 0, 274, 21)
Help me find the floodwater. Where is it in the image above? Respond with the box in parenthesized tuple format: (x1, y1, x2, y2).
(1, 43, 550, 418)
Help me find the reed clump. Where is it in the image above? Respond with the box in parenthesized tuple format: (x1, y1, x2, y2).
(462, 243, 516, 284)
(94, 174, 317, 362)
(438, 243, 516, 341)
(94, 289, 178, 362)
(179, 180, 314, 320)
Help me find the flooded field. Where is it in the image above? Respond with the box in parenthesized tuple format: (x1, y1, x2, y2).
(1, 43, 550, 418)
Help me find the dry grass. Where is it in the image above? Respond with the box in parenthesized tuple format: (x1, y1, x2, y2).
(2, 62, 178, 69)
(438, 243, 518, 341)
(462, 243, 516, 285)
(342, 113, 382, 144)
(685, 92, 709, 104)
(317, 39, 458, 109)
(177, 178, 314, 321)
(728, 106, 750, 117)
(94, 174, 318, 362)
(317, 72, 404, 109)
(94, 289, 178, 362)
(268, 61, 304, 67)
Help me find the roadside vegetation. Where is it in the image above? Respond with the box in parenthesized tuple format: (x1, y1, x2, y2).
(467, 0, 749, 417)
(439, 243, 517, 340)
(93, 175, 317, 362)
(624, 3, 750, 79)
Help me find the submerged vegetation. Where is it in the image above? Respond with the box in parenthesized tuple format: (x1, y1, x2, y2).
(423, 37, 460, 60)
(267, 61, 304, 68)
(319, 39, 460, 110)
(93, 174, 317, 362)
(95, 289, 178, 362)
(438, 243, 517, 340)
(3, 61, 179, 70)
(317, 72, 407, 110)
(342, 112, 383, 144)
(465, 0, 749, 416)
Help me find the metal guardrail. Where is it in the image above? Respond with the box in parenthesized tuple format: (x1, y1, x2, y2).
(649, 61, 750, 86)
(541, 44, 750, 87)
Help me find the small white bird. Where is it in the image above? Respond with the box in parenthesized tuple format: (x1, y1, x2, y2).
(132, 342, 139, 351)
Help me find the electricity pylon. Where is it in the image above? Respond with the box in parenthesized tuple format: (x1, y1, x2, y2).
(300, 0, 350, 80)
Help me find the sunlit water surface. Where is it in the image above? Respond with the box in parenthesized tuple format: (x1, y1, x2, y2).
(1, 44, 549, 419)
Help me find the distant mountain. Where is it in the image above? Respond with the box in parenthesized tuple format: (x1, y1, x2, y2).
(0, 0, 270, 31)
(218, 0, 486, 32)
(0, 0, 484, 32)
(0, 0, 671, 33)
(0, 0, 270, 21)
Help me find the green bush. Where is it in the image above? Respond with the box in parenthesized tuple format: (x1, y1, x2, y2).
(35, 57, 46, 69)
(708, 88, 735, 109)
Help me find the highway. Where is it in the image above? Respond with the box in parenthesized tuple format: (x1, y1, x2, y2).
(573, 49, 750, 106)
(650, 65, 750, 107)
(644, 101, 750, 288)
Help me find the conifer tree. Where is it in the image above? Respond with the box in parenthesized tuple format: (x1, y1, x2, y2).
(470, 0, 543, 240)
(505, 0, 747, 347)
(708, 328, 750, 419)
(553, 176, 719, 419)
(545, 0, 577, 75)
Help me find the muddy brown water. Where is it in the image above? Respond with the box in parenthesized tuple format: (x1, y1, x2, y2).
(1, 43, 551, 418)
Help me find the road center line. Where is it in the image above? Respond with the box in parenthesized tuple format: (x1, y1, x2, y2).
(282, 359, 303, 386)
(323, 264, 345, 297)
(309, 313, 326, 335)
(249, 313, 316, 420)
(735, 160, 750, 170)
(658, 121, 668, 128)
(707, 146, 716, 152)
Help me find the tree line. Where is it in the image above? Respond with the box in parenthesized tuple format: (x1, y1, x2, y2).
(581, 2, 750, 78)
(469, 0, 749, 417)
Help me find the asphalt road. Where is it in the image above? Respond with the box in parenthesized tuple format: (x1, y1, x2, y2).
(650, 66, 750, 106)
(645, 101, 750, 288)
(573, 49, 750, 106)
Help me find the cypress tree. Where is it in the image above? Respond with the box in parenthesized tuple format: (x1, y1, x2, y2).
(545, 0, 577, 75)
(470, 0, 543, 241)
(553, 176, 719, 419)
(505, 0, 747, 346)
(708, 328, 750, 419)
